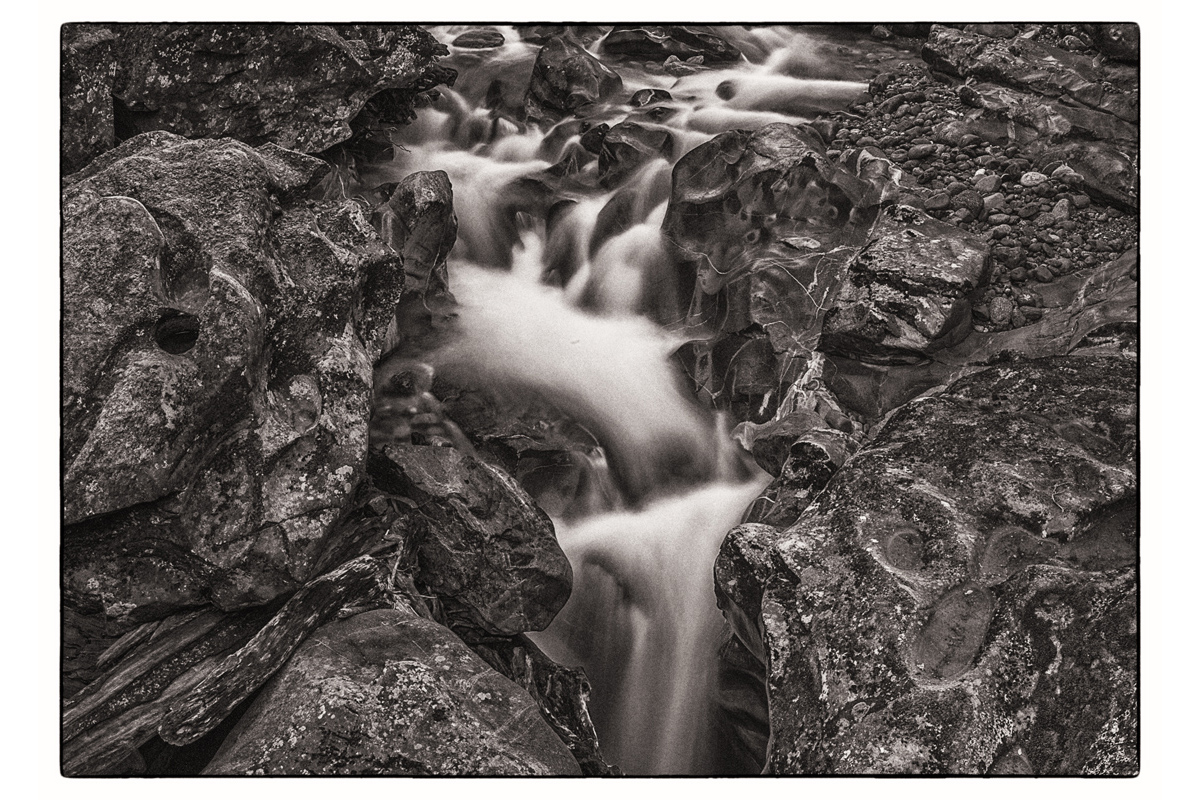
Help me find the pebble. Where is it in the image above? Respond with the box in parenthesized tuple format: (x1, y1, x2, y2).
(1034, 212, 1057, 228)
(1032, 265, 1055, 282)
(975, 175, 1002, 194)
(983, 192, 1006, 214)
(1069, 193, 1090, 208)
(953, 190, 984, 218)
(1009, 267, 1029, 282)
(1020, 171, 1049, 187)
(946, 181, 970, 196)
(988, 213, 1013, 224)
(1024, 307, 1044, 322)
(988, 296, 1014, 326)
(908, 143, 937, 160)
(991, 224, 1013, 239)
(1051, 198, 1071, 220)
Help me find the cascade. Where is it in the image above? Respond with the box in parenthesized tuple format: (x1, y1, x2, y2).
(360, 25, 886, 774)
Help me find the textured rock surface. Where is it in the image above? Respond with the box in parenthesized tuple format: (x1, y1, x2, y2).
(61, 25, 119, 174)
(60, 23, 448, 168)
(62, 132, 406, 618)
(599, 25, 742, 65)
(742, 354, 1136, 774)
(821, 203, 992, 363)
(204, 607, 581, 775)
(524, 37, 624, 125)
(922, 25, 1138, 123)
(598, 121, 674, 189)
(370, 443, 572, 634)
(466, 633, 613, 775)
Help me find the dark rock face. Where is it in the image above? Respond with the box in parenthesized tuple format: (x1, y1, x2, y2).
(737, 354, 1136, 774)
(204, 607, 582, 775)
(60, 24, 449, 172)
(524, 37, 624, 125)
(370, 443, 572, 635)
(62, 132, 406, 618)
(599, 25, 742, 65)
(821, 204, 992, 363)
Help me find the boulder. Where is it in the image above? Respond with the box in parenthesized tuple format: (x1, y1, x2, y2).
(663, 124, 900, 418)
(599, 25, 742, 65)
(204, 607, 582, 775)
(821, 204, 992, 364)
(524, 37, 623, 125)
(922, 25, 1137, 123)
(370, 443, 572, 634)
(60, 24, 449, 170)
(62, 132, 406, 619)
(751, 354, 1137, 774)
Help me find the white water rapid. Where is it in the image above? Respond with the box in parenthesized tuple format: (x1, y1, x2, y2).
(357, 25, 915, 775)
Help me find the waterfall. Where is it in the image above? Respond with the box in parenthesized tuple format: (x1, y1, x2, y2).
(363, 25, 883, 774)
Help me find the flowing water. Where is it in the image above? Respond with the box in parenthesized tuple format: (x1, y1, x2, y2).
(361, 25, 920, 774)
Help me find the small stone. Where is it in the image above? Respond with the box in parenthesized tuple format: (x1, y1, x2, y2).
(991, 224, 1013, 240)
(975, 174, 1002, 194)
(988, 296, 1014, 326)
(1009, 267, 1028, 282)
(1032, 265, 1055, 282)
(1034, 212, 1056, 228)
(952, 190, 984, 219)
(1020, 171, 1049, 187)
(983, 192, 1006, 214)
(946, 181, 970, 196)
(452, 28, 506, 48)
(1023, 307, 1044, 322)
(1051, 199, 1071, 220)
(1071, 193, 1091, 208)
(908, 143, 937, 160)
(925, 192, 951, 211)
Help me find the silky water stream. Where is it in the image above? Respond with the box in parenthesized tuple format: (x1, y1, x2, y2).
(358, 26, 905, 774)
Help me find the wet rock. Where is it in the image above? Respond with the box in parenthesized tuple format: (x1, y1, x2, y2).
(62, 133, 406, 619)
(756, 355, 1137, 774)
(61, 24, 449, 162)
(597, 121, 673, 189)
(204, 607, 581, 775)
(1054, 140, 1138, 211)
(370, 443, 572, 635)
(464, 634, 614, 775)
(1020, 171, 1048, 187)
(599, 25, 742, 65)
(922, 25, 1137, 123)
(452, 28, 505, 49)
(821, 204, 992, 364)
(715, 523, 782, 663)
(629, 87, 673, 107)
(524, 37, 623, 125)
(375, 170, 457, 297)
(745, 430, 853, 528)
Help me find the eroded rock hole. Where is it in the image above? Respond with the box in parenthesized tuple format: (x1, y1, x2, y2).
(153, 310, 201, 354)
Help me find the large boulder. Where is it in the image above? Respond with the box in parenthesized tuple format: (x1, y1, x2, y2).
(821, 204, 992, 364)
(370, 443, 572, 634)
(740, 354, 1137, 774)
(663, 124, 899, 420)
(524, 37, 623, 125)
(599, 25, 742, 65)
(60, 24, 449, 172)
(204, 607, 582, 775)
(62, 132, 406, 619)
